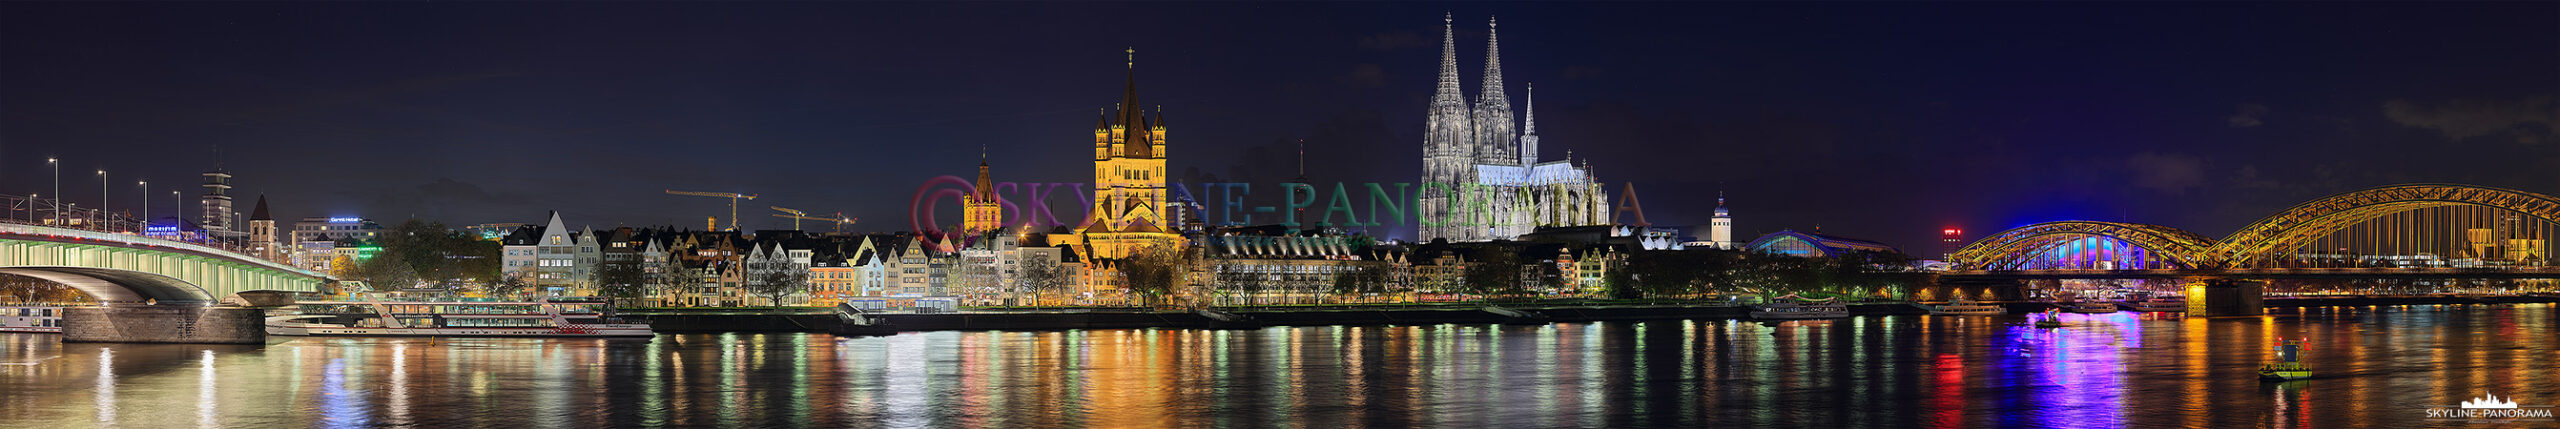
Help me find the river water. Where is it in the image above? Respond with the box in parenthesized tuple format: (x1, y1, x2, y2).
(1, 304, 2553, 428)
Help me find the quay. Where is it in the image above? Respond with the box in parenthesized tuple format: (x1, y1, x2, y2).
(622, 295, 2560, 333)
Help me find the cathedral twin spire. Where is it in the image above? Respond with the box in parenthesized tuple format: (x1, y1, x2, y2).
(1431, 13, 1534, 168)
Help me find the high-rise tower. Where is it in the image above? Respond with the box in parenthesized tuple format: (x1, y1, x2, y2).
(199, 170, 237, 238)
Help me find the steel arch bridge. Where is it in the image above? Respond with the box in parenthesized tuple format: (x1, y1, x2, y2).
(1951, 184, 2560, 271)
(0, 223, 328, 305)
(2209, 183, 2560, 268)
(1950, 221, 2222, 270)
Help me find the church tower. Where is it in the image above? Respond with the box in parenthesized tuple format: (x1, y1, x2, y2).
(964, 148, 1002, 235)
(247, 195, 279, 262)
(1421, 13, 1476, 243)
(1068, 48, 1183, 261)
(1471, 16, 1518, 168)
(1711, 192, 1735, 249)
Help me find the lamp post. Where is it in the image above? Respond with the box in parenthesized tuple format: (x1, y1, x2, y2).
(45, 157, 57, 225)
(96, 170, 108, 231)
(137, 180, 149, 233)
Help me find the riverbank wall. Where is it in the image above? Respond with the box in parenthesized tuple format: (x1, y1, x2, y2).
(625, 295, 2560, 334)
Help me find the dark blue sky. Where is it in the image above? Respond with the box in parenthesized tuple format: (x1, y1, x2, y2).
(3, 2, 2553, 250)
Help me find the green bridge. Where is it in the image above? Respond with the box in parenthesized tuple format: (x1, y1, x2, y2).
(0, 223, 328, 304)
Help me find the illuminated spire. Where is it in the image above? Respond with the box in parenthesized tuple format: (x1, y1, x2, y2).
(1481, 16, 1507, 107)
(1519, 82, 1538, 166)
(1433, 13, 1464, 106)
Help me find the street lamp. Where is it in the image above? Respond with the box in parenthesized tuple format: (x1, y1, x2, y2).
(137, 180, 149, 233)
(96, 170, 109, 231)
(45, 157, 57, 225)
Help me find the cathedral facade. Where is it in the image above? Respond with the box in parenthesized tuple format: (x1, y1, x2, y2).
(1419, 15, 1611, 243)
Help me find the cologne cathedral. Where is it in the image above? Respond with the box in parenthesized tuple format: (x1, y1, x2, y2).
(1420, 15, 1611, 243)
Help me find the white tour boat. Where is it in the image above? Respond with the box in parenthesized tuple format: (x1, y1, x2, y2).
(1752, 294, 1851, 320)
(1922, 297, 2006, 316)
(266, 297, 653, 338)
(1, 306, 63, 333)
(2116, 292, 2187, 312)
(2062, 299, 2121, 314)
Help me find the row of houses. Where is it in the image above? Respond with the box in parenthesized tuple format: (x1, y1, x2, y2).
(473, 211, 1901, 308)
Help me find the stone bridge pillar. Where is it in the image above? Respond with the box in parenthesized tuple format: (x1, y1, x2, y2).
(2183, 277, 2264, 317)
(61, 305, 267, 344)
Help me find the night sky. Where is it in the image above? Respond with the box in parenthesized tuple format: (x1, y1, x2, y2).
(3, 2, 2553, 251)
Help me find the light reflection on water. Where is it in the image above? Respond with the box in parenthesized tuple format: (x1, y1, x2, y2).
(0, 304, 2551, 427)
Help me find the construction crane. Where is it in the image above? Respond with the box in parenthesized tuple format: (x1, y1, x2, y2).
(770, 206, 858, 233)
(665, 189, 757, 231)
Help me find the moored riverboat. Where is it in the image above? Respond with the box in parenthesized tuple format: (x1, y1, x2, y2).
(266, 297, 652, 337)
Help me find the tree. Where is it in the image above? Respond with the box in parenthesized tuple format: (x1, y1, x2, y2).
(1462, 246, 1524, 298)
(1331, 263, 1392, 302)
(345, 219, 500, 292)
(1017, 255, 1077, 306)
(489, 273, 533, 300)
(594, 260, 645, 305)
(746, 268, 810, 307)
(1120, 244, 1191, 307)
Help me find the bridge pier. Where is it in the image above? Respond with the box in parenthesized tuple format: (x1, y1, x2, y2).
(2184, 278, 2265, 317)
(61, 306, 267, 344)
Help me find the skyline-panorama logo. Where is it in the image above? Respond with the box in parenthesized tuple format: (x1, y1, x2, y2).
(2426, 391, 2555, 424)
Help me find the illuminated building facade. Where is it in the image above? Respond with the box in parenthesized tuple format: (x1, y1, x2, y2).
(1710, 194, 1735, 249)
(198, 170, 240, 239)
(1055, 49, 1186, 262)
(1419, 15, 1610, 242)
(1744, 229, 1901, 258)
(964, 153, 1003, 235)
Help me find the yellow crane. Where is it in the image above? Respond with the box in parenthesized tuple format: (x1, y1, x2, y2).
(665, 189, 757, 231)
(770, 206, 858, 233)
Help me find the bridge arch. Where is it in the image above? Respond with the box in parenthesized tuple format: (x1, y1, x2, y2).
(1951, 221, 2220, 270)
(2211, 184, 2560, 268)
(0, 267, 217, 304)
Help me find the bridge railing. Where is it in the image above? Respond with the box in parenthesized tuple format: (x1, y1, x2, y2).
(0, 219, 326, 280)
(0, 193, 256, 255)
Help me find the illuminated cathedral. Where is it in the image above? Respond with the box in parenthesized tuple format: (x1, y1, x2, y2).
(1420, 15, 1611, 243)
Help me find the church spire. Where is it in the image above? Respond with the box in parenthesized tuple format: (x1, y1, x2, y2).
(1118, 47, 1151, 158)
(1471, 15, 1517, 166)
(1480, 16, 1508, 106)
(1432, 13, 1464, 106)
(1522, 83, 1535, 135)
(1519, 82, 1539, 166)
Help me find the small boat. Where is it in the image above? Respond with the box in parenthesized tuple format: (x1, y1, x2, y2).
(831, 303, 900, 336)
(1483, 306, 1551, 325)
(266, 297, 653, 337)
(1752, 294, 1850, 320)
(1194, 307, 1264, 330)
(2259, 339, 2312, 380)
(1921, 297, 2006, 315)
(0, 306, 63, 333)
(2033, 309, 2067, 328)
(2116, 293, 2187, 312)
